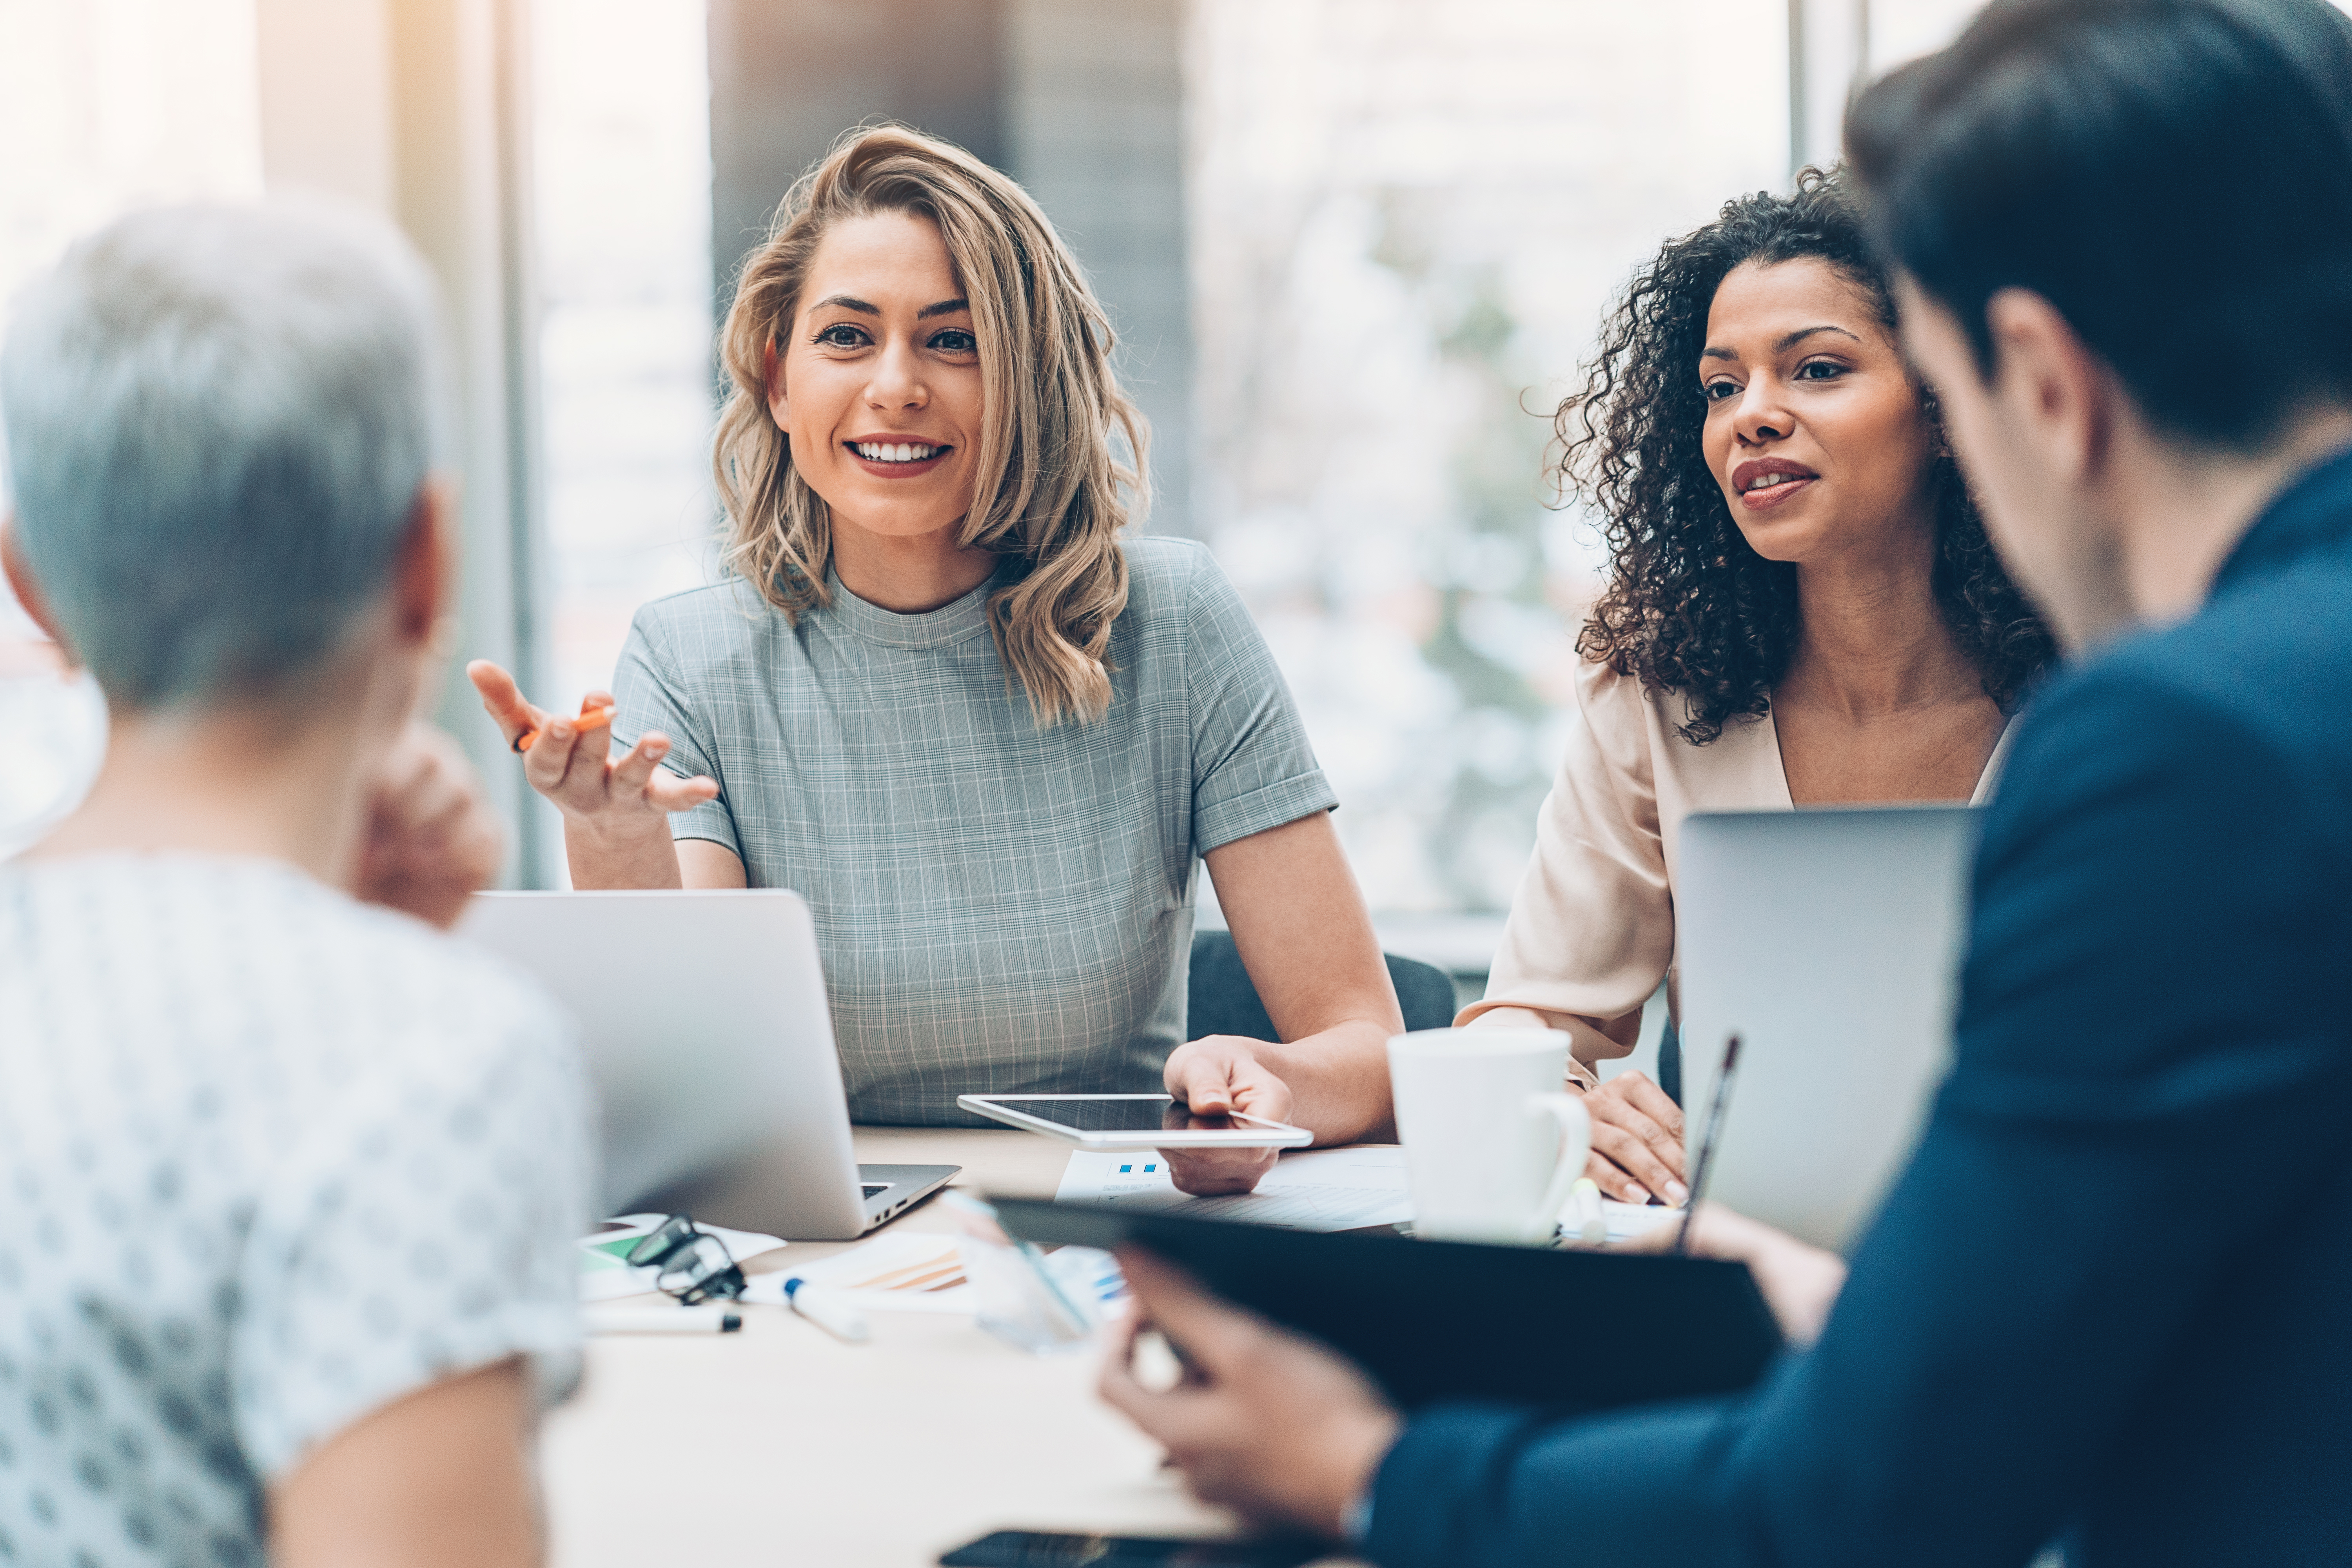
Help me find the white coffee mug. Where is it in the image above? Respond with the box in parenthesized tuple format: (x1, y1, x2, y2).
(1388, 1027, 1590, 1245)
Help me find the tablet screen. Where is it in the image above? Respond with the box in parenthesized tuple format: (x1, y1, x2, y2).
(987, 1097, 1250, 1134)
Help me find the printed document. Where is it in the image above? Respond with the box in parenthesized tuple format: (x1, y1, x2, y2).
(1599, 1198, 1682, 1243)
(1055, 1144, 1413, 1231)
(1056, 1147, 1685, 1243)
(742, 1230, 977, 1314)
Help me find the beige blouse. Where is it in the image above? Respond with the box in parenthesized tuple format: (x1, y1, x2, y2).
(1461, 655, 2012, 1083)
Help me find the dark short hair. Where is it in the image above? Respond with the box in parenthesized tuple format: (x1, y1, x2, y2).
(1561, 170, 2054, 744)
(1847, 0, 2352, 451)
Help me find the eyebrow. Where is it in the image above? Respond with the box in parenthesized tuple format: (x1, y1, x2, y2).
(805, 294, 970, 320)
(1700, 324, 1865, 361)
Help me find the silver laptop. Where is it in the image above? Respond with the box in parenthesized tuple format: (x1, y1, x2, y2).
(458, 889, 956, 1241)
(1675, 806, 1979, 1253)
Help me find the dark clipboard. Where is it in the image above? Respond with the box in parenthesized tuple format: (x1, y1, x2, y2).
(989, 1196, 1785, 1412)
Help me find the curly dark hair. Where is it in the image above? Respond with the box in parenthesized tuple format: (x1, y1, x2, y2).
(1558, 167, 2055, 744)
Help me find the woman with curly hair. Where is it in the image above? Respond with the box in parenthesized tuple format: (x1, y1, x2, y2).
(1459, 170, 2055, 1205)
(468, 126, 1403, 1194)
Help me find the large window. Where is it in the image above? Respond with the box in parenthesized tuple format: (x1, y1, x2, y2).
(0, 0, 262, 853)
(524, 2, 2007, 929)
(531, 0, 715, 736)
(1188, 0, 1786, 917)
(0, 0, 2043, 892)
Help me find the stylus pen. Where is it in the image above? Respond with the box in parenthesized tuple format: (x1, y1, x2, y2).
(585, 1305, 742, 1334)
(782, 1276, 872, 1344)
(1676, 1033, 1743, 1256)
(512, 701, 616, 754)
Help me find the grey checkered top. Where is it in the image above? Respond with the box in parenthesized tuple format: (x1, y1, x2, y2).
(612, 537, 1336, 1124)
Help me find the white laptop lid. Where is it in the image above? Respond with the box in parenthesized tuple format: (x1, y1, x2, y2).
(1676, 806, 1979, 1253)
(456, 889, 867, 1236)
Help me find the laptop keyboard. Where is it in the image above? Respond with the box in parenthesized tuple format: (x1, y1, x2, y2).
(862, 1182, 891, 1198)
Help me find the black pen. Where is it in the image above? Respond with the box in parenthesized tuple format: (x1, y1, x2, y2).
(1676, 1033, 1743, 1255)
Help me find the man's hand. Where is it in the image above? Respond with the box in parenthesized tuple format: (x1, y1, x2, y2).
(1161, 1036, 1294, 1196)
(1098, 1250, 1400, 1538)
(1622, 1201, 1849, 1345)
(1582, 1069, 1688, 1206)
(353, 722, 503, 928)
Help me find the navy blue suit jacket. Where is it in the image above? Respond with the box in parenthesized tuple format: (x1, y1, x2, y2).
(1367, 450, 2352, 1567)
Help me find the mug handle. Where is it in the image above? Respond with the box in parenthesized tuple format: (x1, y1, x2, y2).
(1523, 1092, 1592, 1244)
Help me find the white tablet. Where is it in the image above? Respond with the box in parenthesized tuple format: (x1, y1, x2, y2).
(956, 1093, 1315, 1151)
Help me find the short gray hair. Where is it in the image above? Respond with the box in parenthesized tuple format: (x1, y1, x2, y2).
(1, 200, 444, 709)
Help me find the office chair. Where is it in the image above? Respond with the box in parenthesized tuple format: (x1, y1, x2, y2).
(1187, 928, 1459, 1042)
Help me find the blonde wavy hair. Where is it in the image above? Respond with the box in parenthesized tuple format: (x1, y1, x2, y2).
(712, 124, 1148, 726)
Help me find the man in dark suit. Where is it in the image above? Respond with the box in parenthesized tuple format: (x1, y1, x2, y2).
(1095, 3, 2352, 1563)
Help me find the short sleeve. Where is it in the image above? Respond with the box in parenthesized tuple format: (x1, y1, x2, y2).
(1461, 657, 1675, 1039)
(229, 1001, 593, 1479)
(1182, 552, 1339, 853)
(612, 606, 742, 856)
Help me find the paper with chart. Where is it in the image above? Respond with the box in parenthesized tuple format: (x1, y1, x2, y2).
(1056, 1147, 1686, 1242)
(1600, 1198, 1681, 1243)
(1055, 1145, 1414, 1231)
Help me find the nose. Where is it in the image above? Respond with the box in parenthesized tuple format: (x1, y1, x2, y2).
(864, 335, 929, 410)
(1731, 376, 1791, 447)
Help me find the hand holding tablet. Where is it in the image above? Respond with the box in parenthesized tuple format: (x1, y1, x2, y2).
(956, 1093, 1314, 1151)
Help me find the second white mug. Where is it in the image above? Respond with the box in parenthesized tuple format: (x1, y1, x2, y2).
(1388, 1027, 1590, 1245)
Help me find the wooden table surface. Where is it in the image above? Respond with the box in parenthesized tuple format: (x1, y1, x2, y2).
(540, 1127, 1362, 1567)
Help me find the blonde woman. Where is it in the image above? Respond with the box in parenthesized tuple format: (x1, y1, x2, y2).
(469, 127, 1399, 1192)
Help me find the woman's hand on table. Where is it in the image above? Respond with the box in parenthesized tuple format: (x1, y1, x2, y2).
(352, 722, 503, 928)
(1160, 1036, 1294, 1196)
(1099, 1248, 1399, 1539)
(1582, 1068, 1689, 1207)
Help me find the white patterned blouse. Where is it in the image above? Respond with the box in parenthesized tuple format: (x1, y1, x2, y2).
(0, 855, 592, 1568)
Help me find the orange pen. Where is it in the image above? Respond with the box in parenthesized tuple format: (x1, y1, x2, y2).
(513, 700, 617, 754)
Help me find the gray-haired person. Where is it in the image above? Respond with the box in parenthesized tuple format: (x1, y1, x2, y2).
(0, 202, 589, 1568)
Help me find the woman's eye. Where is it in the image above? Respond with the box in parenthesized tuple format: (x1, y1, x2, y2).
(929, 328, 977, 354)
(1704, 379, 1739, 402)
(813, 323, 869, 349)
(1795, 359, 1847, 381)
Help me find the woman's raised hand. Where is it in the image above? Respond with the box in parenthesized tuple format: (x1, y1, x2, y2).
(465, 660, 719, 832)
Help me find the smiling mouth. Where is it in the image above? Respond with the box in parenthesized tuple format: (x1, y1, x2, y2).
(1742, 471, 1812, 494)
(848, 440, 949, 464)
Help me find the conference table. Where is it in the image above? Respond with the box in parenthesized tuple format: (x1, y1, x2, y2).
(540, 1126, 1370, 1568)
